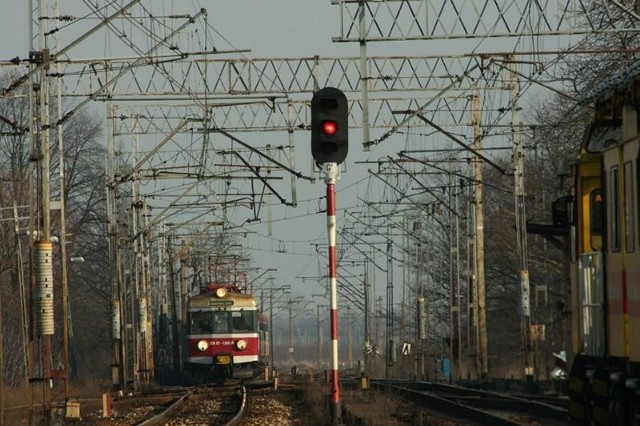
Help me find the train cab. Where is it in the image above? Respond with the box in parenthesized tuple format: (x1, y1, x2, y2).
(185, 285, 269, 381)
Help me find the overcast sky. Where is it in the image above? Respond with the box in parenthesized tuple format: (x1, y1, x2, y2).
(0, 1, 355, 59)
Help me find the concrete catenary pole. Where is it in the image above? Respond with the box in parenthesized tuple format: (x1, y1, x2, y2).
(288, 298, 294, 368)
(347, 306, 353, 367)
(471, 94, 489, 378)
(358, 0, 370, 152)
(385, 226, 394, 375)
(449, 172, 461, 382)
(363, 261, 371, 376)
(317, 304, 324, 369)
(508, 58, 534, 381)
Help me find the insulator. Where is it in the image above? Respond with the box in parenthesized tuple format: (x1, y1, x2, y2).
(417, 297, 427, 341)
(520, 270, 530, 317)
(35, 241, 54, 336)
(111, 299, 121, 339)
(138, 298, 147, 334)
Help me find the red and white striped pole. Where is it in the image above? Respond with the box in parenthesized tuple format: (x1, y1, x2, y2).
(324, 162, 342, 425)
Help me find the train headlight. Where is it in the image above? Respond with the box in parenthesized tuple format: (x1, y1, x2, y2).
(215, 287, 227, 298)
(197, 340, 209, 351)
(236, 339, 247, 350)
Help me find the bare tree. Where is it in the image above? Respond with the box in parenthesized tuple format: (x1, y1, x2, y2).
(0, 70, 110, 386)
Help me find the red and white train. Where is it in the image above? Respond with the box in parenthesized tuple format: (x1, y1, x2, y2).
(185, 284, 269, 381)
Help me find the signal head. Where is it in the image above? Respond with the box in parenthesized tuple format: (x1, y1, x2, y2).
(311, 87, 348, 165)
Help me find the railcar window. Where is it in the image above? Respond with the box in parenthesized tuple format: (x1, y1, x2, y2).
(590, 189, 603, 244)
(589, 188, 604, 237)
(624, 161, 635, 252)
(610, 167, 620, 252)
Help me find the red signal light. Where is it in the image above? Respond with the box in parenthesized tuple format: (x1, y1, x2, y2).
(322, 120, 338, 135)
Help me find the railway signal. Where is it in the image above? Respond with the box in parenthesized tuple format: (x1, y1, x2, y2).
(311, 88, 349, 425)
(311, 87, 348, 165)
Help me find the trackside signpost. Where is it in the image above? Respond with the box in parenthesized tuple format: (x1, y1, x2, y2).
(311, 87, 348, 426)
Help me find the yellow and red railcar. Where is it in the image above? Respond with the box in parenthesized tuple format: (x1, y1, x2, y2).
(185, 285, 269, 381)
(568, 64, 640, 425)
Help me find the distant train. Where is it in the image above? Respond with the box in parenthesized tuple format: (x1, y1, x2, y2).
(567, 62, 640, 424)
(185, 284, 269, 381)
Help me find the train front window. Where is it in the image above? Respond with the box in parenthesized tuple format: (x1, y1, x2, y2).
(190, 311, 213, 333)
(212, 311, 230, 333)
(232, 311, 256, 332)
(585, 121, 621, 153)
(190, 310, 257, 334)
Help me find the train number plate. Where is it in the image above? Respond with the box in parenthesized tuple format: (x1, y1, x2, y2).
(216, 356, 231, 365)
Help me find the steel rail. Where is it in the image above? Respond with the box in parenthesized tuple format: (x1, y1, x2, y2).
(372, 380, 568, 425)
(135, 392, 192, 426)
(420, 382, 569, 422)
(224, 386, 249, 426)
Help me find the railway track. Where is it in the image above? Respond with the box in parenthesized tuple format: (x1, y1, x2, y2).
(5, 377, 318, 425)
(102, 386, 247, 426)
(146, 386, 247, 426)
(5, 384, 248, 425)
(370, 379, 570, 425)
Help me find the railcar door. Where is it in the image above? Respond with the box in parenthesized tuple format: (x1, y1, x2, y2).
(573, 159, 605, 359)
